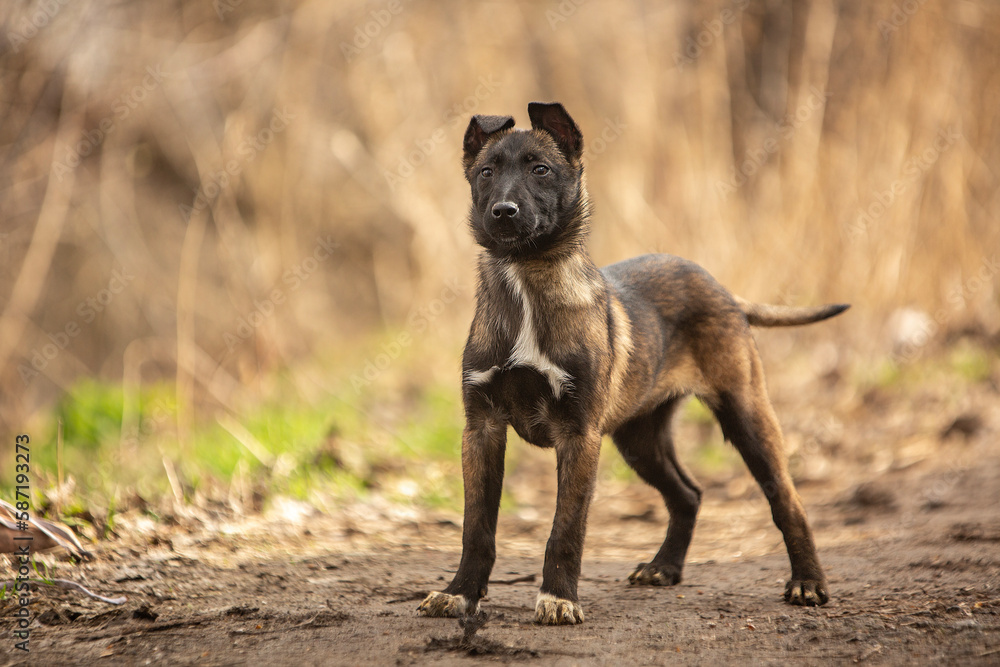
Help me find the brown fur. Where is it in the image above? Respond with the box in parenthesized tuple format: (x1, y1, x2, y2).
(417, 102, 848, 625)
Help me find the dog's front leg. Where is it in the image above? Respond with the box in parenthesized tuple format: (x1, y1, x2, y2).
(536, 428, 601, 625)
(418, 411, 506, 618)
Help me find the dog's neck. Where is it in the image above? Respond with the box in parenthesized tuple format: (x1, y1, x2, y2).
(477, 245, 604, 316)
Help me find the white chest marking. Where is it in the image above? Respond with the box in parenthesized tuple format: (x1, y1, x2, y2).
(503, 265, 572, 398)
(465, 366, 499, 386)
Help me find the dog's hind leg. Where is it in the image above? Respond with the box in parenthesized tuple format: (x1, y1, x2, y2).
(706, 349, 829, 606)
(612, 397, 703, 587)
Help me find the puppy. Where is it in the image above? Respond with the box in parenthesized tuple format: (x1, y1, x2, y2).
(418, 102, 846, 625)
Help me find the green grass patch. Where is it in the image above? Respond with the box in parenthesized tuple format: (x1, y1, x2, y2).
(682, 396, 716, 425)
(600, 438, 636, 483)
(10, 341, 993, 521)
(854, 339, 995, 394)
(691, 439, 742, 474)
(947, 341, 993, 383)
(4, 360, 469, 516)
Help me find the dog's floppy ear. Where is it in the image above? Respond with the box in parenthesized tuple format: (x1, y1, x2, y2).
(463, 115, 515, 168)
(527, 102, 583, 161)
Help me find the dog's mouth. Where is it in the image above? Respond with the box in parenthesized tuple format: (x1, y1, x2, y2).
(487, 215, 541, 249)
(485, 225, 530, 247)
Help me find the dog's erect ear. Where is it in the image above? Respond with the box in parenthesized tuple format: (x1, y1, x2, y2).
(463, 115, 515, 168)
(527, 102, 583, 161)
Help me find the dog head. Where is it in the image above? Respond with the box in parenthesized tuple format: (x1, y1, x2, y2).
(462, 102, 588, 259)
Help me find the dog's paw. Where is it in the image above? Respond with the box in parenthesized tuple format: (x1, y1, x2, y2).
(784, 579, 829, 606)
(417, 591, 477, 617)
(628, 562, 682, 586)
(535, 593, 584, 625)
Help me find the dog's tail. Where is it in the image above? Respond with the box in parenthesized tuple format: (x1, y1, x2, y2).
(735, 296, 850, 328)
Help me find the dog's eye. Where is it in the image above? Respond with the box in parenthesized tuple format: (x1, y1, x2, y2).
(532, 165, 550, 176)
(480, 167, 493, 178)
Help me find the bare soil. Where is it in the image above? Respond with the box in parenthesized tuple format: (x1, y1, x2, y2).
(3, 373, 1000, 665)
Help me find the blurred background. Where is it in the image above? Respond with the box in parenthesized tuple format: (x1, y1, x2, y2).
(0, 0, 997, 527)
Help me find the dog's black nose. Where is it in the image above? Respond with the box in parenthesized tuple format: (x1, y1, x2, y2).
(492, 201, 519, 218)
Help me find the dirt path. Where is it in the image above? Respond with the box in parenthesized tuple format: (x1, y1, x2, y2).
(3, 438, 998, 665)
(3, 377, 1000, 665)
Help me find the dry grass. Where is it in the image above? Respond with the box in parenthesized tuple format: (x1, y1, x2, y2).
(1, 0, 998, 442)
